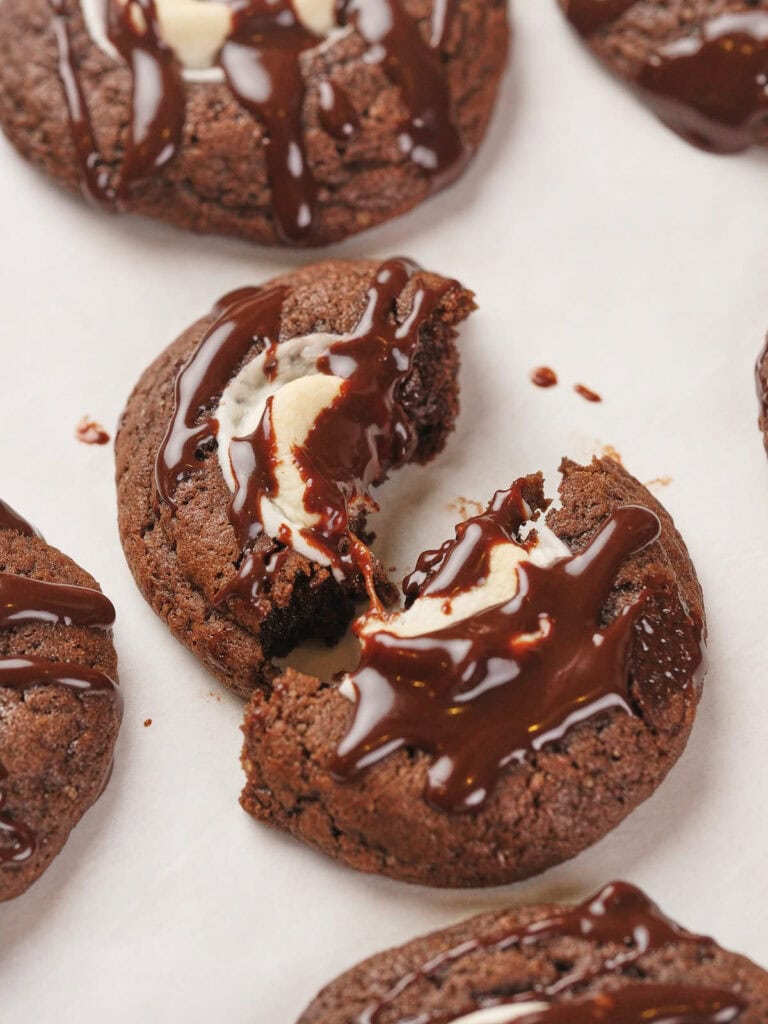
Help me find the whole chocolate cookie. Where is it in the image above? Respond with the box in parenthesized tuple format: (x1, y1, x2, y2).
(0, 498, 122, 901)
(297, 881, 768, 1023)
(559, 0, 768, 153)
(241, 457, 705, 887)
(116, 258, 475, 699)
(0, 0, 509, 247)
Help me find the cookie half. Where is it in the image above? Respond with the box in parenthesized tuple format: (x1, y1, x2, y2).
(297, 881, 767, 1022)
(0, 0, 509, 246)
(0, 498, 122, 901)
(559, 0, 768, 153)
(116, 258, 475, 698)
(241, 457, 705, 887)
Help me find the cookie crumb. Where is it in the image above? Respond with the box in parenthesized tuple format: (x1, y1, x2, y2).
(574, 384, 602, 403)
(143, 718, 152, 728)
(75, 417, 110, 445)
(599, 444, 623, 465)
(447, 497, 484, 520)
(646, 475, 672, 488)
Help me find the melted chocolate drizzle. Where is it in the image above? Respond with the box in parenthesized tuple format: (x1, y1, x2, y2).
(0, 573, 116, 631)
(0, 499, 38, 538)
(157, 259, 454, 605)
(50, 0, 464, 242)
(0, 508, 120, 866)
(355, 882, 731, 1024)
(402, 484, 531, 606)
(567, 5, 768, 153)
(511, 987, 744, 1024)
(225, 258, 453, 600)
(49, 0, 115, 204)
(155, 284, 288, 506)
(332, 501, 703, 812)
(106, 0, 186, 196)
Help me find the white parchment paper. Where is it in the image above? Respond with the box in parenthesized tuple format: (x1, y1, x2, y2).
(1, 2, 768, 1020)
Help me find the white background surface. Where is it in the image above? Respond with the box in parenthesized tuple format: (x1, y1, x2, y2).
(2, 1, 768, 1020)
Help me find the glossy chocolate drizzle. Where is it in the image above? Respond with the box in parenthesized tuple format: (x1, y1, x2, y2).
(157, 258, 453, 604)
(567, 4, 768, 153)
(508, 987, 744, 1024)
(51, 0, 464, 243)
(355, 881, 732, 1024)
(332, 501, 699, 812)
(155, 283, 288, 507)
(402, 484, 531, 606)
(106, 0, 186, 196)
(0, 505, 119, 866)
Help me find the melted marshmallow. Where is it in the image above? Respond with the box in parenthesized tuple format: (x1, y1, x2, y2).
(215, 332, 347, 570)
(448, 1004, 550, 1024)
(338, 518, 571, 701)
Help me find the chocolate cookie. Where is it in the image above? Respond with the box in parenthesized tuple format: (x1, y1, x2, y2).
(241, 456, 705, 887)
(0, 498, 122, 901)
(0, 0, 509, 247)
(297, 881, 768, 1023)
(559, 0, 768, 153)
(757, 336, 768, 454)
(116, 258, 475, 699)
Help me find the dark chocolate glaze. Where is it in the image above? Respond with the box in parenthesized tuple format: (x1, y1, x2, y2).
(531, 366, 558, 388)
(106, 0, 186, 196)
(637, 13, 768, 154)
(566, 5, 768, 153)
(50, 0, 464, 243)
(574, 383, 602, 403)
(49, 0, 115, 204)
(0, 573, 116, 631)
(0, 499, 38, 538)
(219, 1, 322, 244)
(333, 502, 703, 812)
(154, 284, 289, 506)
(756, 335, 768, 454)
(512, 987, 744, 1024)
(564, 0, 635, 36)
(356, 882, 722, 1024)
(402, 484, 531, 605)
(317, 79, 360, 141)
(224, 258, 454, 601)
(338, 0, 466, 189)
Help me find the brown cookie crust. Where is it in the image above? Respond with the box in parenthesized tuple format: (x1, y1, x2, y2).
(0, 526, 121, 901)
(240, 457, 705, 887)
(0, 0, 510, 246)
(116, 259, 474, 699)
(297, 894, 768, 1023)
